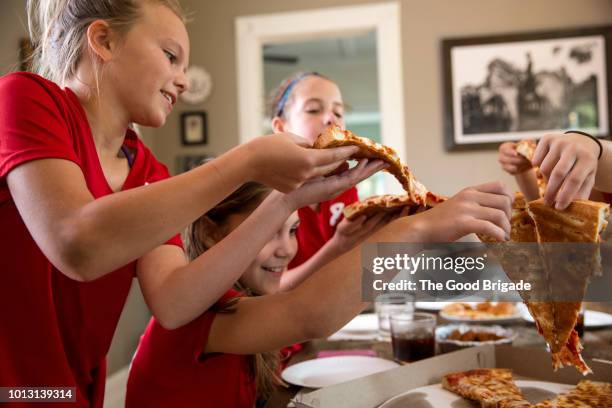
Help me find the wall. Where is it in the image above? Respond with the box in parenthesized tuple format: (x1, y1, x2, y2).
(158, 0, 612, 194)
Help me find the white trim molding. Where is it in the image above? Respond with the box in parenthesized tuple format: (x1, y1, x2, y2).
(235, 2, 407, 191)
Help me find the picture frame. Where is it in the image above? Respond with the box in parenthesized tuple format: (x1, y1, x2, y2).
(180, 111, 208, 146)
(442, 26, 612, 151)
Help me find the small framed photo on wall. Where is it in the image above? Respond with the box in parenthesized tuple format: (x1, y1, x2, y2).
(442, 26, 612, 151)
(181, 111, 208, 145)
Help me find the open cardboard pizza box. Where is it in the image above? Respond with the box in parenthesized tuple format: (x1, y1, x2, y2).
(291, 345, 612, 408)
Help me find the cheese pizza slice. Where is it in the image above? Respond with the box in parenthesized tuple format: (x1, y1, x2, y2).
(515, 139, 546, 197)
(442, 368, 532, 408)
(534, 380, 612, 407)
(527, 198, 609, 375)
(343, 192, 447, 221)
(314, 125, 419, 197)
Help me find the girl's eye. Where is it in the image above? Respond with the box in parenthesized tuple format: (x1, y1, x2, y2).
(334, 111, 343, 119)
(164, 50, 177, 63)
(306, 108, 321, 114)
(290, 226, 299, 235)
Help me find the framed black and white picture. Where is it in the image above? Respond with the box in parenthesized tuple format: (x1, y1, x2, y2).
(443, 26, 612, 151)
(181, 111, 208, 146)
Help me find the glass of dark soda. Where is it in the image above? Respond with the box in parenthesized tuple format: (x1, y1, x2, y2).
(390, 312, 436, 363)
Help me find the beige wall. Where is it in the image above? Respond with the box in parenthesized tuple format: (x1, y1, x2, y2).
(2, 0, 612, 374)
(0, 1, 29, 75)
(149, 0, 612, 195)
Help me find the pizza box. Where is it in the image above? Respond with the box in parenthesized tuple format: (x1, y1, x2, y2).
(291, 345, 612, 408)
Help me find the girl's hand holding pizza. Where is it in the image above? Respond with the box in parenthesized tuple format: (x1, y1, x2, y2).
(244, 132, 362, 193)
(281, 158, 387, 211)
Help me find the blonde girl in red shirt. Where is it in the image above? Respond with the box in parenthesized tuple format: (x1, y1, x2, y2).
(0, 1, 382, 405)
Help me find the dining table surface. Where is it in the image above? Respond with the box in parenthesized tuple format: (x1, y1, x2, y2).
(264, 301, 612, 408)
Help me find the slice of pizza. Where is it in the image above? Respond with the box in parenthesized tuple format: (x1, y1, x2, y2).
(314, 125, 419, 197)
(515, 139, 546, 197)
(528, 199, 609, 244)
(477, 192, 536, 243)
(515, 139, 536, 161)
(343, 192, 447, 221)
(527, 198, 609, 375)
(442, 368, 532, 408)
(511, 192, 538, 243)
(534, 380, 612, 407)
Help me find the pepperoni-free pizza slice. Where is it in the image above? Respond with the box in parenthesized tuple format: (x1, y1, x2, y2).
(314, 125, 417, 197)
(442, 368, 532, 408)
(534, 380, 612, 407)
(515, 139, 546, 197)
(525, 198, 609, 375)
(343, 192, 447, 221)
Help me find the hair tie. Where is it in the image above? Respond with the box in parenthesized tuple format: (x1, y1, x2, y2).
(564, 130, 603, 159)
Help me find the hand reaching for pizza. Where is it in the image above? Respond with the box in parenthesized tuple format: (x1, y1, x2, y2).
(282, 159, 387, 210)
(413, 181, 513, 242)
(532, 132, 600, 210)
(244, 132, 361, 193)
(498, 142, 532, 175)
(328, 211, 396, 255)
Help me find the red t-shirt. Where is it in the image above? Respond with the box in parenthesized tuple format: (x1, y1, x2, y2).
(0, 72, 181, 407)
(126, 290, 256, 408)
(602, 192, 612, 205)
(289, 187, 359, 268)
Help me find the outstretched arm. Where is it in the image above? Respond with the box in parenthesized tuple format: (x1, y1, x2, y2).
(137, 160, 386, 329)
(205, 182, 512, 354)
(7, 135, 359, 282)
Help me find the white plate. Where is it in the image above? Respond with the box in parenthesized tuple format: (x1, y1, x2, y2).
(379, 380, 573, 408)
(337, 313, 378, 333)
(415, 301, 454, 311)
(281, 356, 398, 388)
(521, 307, 612, 328)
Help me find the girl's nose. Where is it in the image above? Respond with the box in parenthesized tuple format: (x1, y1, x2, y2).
(175, 70, 188, 94)
(275, 234, 295, 258)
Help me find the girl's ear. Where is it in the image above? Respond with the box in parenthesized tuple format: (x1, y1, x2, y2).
(86, 20, 116, 62)
(271, 116, 286, 134)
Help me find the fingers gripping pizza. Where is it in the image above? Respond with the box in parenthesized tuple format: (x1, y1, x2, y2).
(314, 125, 446, 220)
(515, 139, 546, 198)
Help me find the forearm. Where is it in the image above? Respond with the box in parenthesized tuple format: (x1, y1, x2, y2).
(514, 169, 540, 201)
(210, 246, 367, 354)
(594, 140, 612, 192)
(70, 145, 251, 280)
(144, 192, 294, 329)
(295, 217, 429, 337)
(279, 240, 345, 291)
(208, 217, 432, 354)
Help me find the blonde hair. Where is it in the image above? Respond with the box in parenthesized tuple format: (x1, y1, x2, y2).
(26, 0, 185, 85)
(185, 182, 286, 399)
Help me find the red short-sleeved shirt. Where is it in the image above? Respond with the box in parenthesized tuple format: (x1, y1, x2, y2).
(0, 72, 181, 407)
(126, 290, 256, 408)
(289, 187, 359, 268)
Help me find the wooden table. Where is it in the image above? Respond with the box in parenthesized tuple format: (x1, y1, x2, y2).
(265, 305, 612, 408)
